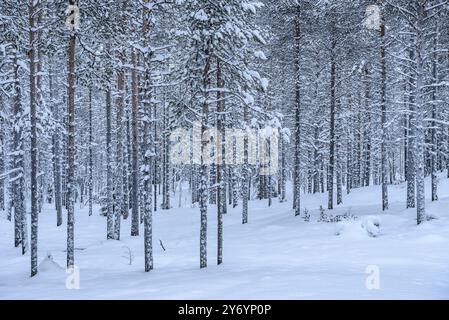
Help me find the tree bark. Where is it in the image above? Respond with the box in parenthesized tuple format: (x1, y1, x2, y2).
(293, 11, 301, 216)
(328, 26, 336, 210)
(29, 0, 38, 277)
(380, 23, 389, 211)
(66, 0, 77, 268)
(106, 88, 114, 240)
(131, 48, 140, 236)
(200, 42, 211, 268)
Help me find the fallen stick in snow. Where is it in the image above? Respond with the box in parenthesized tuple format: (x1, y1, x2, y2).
(159, 239, 166, 251)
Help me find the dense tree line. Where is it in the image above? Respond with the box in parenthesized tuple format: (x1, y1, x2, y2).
(0, 0, 448, 276)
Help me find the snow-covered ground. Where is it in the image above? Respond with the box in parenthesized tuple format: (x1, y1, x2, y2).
(1, 174, 449, 299)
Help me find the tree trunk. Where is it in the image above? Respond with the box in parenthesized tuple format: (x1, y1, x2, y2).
(88, 86, 93, 216)
(66, 2, 76, 268)
(415, 3, 427, 224)
(49, 60, 63, 225)
(131, 48, 140, 236)
(280, 132, 287, 202)
(200, 43, 211, 268)
(293, 12, 301, 216)
(142, 4, 153, 272)
(363, 66, 372, 187)
(161, 99, 170, 210)
(106, 88, 114, 240)
(216, 59, 224, 265)
(328, 28, 336, 210)
(380, 23, 389, 211)
(430, 33, 438, 202)
(11, 52, 28, 253)
(114, 49, 125, 240)
(29, 0, 38, 277)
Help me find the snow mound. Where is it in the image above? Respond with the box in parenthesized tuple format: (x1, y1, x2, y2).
(334, 216, 381, 238)
(38, 252, 64, 273)
(361, 217, 381, 237)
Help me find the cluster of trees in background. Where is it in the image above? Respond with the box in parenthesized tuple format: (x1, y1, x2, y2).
(0, 0, 448, 276)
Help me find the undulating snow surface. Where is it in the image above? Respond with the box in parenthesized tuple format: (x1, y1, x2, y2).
(1, 174, 449, 299)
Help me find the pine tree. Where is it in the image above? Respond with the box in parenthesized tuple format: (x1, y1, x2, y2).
(28, 0, 39, 277)
(66, 0, 77, 269)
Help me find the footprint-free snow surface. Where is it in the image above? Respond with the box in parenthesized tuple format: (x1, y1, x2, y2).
(1, 174, 449, 299)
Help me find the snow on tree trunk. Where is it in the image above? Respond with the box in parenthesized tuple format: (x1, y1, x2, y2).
(328, 28, 336, 210)
(293, 12, 301, 216)
(49, 60, 63, 225)
(363, 66, 372, 188)
(29, 0, 38, 277)
(106, 88, 115, 240)
(130, 48, 140, 236)
(199, 41, 211, 269)
(114, 49, 125, 240)
(66, 5, 76, 268)
(142, 3, 153, 272)
(216, 59, 224, 265)
(88, 86, 93, 216)
(415, 2, 428, 225)
(430, 33, 438, 202)
(380, 23, 389, 211)
(406, 44, 416, 209)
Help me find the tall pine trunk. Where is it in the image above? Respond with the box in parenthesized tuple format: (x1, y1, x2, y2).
(106, 89, 114, 240)
(12, 52, 28, 254)
(293, 12, 301, 216)
(363, 66, 372, 187)
(66, 0, 77, 268)
(328, 27, 336, 210)
(29, 0, 38, 277)
(130, 48, 140, 236)
(88, 86, 93, 216)
(216, 59, 224, 265)
(380, 23, 389, 211)
(406, 44, 416, 209)
(430, 33, 438, 202)
(114, 51, 125, 240)
(142, 4, 153, 272)
(49, 60, 63, 225)
(200, 43, 211, 268)
(415, 3, 427, 224)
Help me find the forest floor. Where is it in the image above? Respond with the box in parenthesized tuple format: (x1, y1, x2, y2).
(1, 174, 449, 299)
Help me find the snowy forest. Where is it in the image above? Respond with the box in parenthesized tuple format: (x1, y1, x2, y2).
(1, 0, 449, 299)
